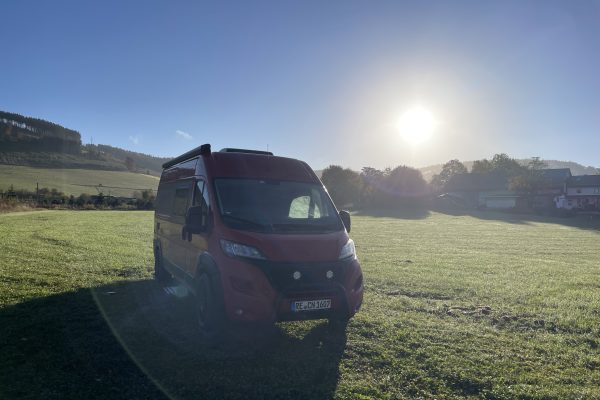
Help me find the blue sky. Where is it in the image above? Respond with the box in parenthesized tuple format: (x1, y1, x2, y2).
(2, 0, 599, 169)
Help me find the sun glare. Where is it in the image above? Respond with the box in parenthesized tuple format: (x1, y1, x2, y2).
(397, 106, 437, 145)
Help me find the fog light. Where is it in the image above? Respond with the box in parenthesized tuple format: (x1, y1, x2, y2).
(293, 271, 301, 280)
(326, 270, 334, 279)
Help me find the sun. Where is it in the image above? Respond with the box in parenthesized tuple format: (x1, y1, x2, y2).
(396, 106, 437, 145)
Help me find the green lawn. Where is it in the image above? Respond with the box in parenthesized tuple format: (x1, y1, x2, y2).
(0, 210, 599, 399)
(0, 164, 159, 197)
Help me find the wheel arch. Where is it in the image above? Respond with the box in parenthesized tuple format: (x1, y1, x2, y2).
(193, 251, 227, 322)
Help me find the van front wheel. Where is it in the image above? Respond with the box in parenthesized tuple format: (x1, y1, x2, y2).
(195, 273, 225, 342)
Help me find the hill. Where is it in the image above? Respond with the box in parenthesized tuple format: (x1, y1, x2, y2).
(0, 147, 169, 177)
(0, 110, 81, 154)
(0, 164, 159, 197)
(1, 110, 170, 176)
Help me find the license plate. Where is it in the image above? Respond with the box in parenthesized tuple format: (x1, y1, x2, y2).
(292, 299, 331, 312)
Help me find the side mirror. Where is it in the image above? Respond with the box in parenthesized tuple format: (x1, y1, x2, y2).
(339, 210, 351, 233)
(185, 205, 206, 234)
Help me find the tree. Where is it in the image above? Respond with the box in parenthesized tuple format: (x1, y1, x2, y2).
(321, 165, 362, 208)
(528, 157, 547, 171)
(76, 194, 91, 207)
(125, 156, 136, 172)
(509, 157, 546, 196)
(471, 154, 526, 178)
(386, 166, 428, 196)
(490, 153, 525, 177)
(509, 175, 536, 193)
(431, 159, 468, 191)
(471, 159, 494, 174)
(359, 167, 386, 206)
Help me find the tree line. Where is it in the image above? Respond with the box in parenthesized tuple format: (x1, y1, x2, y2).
(1, 110, 82, 154)
(432, 154, 547, 194)
(321, 154, 549, 209)
(321, 164, 429, 209)
(0, 185, 155, 210)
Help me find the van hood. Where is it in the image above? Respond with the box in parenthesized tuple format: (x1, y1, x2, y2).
(220, 230, 349, 263)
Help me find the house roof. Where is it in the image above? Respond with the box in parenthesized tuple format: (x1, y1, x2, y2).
(567, 175, 600, 188)
(540, 168, 572, 188)
(541, 168, 571, 179)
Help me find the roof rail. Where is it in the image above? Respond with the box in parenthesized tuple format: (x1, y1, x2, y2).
(162, 143, 211, 169)
(219, 148, 273, 156)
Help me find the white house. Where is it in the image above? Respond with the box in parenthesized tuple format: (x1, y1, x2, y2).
(556, 175, 600, 211)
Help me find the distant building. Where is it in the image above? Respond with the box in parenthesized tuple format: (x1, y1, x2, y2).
(443, 173, 521, 210)
(556, 175, 600, 211)
(439, 168, 600, 214)
(533, 168, 572, 210)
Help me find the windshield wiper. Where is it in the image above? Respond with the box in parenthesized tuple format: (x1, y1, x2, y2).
(222, 214, 272, 231)
(272, 222, 338, 232)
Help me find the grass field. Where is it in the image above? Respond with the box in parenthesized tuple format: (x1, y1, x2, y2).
(0, 164, 159, 197)
(1, 210, 599, 399)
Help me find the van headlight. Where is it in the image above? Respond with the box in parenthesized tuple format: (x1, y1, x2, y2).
(339, 239, 356, 260)
(220, 239, 266, 260)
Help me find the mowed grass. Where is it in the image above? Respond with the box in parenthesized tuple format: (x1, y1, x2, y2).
(0, 164, 159, 197)
(1, 210, 599, 399)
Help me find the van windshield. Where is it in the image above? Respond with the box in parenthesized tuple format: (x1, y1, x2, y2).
(214, 179, 343, 233)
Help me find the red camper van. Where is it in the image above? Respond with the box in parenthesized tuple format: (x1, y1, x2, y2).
(153, 144, 363, 337)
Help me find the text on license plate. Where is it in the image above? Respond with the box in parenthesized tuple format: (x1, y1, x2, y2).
(292, 299, 331, 312)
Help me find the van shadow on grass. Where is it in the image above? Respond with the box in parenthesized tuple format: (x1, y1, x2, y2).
(0, 280, 347, 400)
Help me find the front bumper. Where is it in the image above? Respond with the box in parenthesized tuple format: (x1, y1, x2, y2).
(219, 256, 364, 323)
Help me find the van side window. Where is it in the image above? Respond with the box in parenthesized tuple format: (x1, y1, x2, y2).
(173, 187, 190, 217)
(193, 181, 205, 207)
(156, 183, 174, 215)
(155, 187, 166, 214)
(193, 180, 210, 227)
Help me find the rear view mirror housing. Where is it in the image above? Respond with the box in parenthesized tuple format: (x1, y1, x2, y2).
(339, 210, 351, 233)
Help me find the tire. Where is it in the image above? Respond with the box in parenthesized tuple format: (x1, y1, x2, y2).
(194, 272, 226, 343)
(154, 246, 171, 284)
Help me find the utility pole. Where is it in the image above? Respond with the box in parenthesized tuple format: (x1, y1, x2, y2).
(36, 182, 39, 206)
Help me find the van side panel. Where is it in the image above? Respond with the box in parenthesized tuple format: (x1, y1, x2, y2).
(156, 157, 198, 277)
(162, 180, 194, 271)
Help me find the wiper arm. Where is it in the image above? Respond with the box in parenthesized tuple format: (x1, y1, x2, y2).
(222, 214, 271, 230)
(272, 222, 338, 232)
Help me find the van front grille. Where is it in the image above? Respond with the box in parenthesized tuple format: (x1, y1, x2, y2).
(247, 259, 351, 292)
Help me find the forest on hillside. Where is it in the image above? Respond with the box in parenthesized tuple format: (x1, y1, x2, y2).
(0, 111, 81, 153)
(0, 111, 169, 175)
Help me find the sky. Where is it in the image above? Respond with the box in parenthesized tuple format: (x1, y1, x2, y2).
(2, 0, 600, 170)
